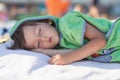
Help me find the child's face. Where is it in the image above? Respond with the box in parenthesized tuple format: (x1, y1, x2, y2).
(23, 23, 59, 49)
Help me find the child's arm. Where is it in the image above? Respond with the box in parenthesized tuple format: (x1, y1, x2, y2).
(32, 48, 75, 57)
(49, 23, 106, 65)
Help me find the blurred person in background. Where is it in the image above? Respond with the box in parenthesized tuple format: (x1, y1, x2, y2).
(88, 5, 100, 18)
(73, 4, 100, 18)
(0, 3, 9, 35)
(9, 4, 18, 20)
(0, 3, 9, 22)
(73, 4, 85, 13)
(16, 4, 28, 20)
(45, 0, 70, 17)
(73, 0, 100, 18)
(0, 3, 10, 43)
(90, 0, 109, 19)
(91, 0, 99, 6)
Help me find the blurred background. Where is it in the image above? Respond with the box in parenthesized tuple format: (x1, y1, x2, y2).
(0, 0, 119, 20)
(0, 0, 120, 42)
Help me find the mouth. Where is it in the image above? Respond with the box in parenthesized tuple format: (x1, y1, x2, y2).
(49, 36, 52, 43)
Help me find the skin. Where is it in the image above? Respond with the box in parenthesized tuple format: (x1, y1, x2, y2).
(23, 23, 59, 49)
(23, 22, 106, 65)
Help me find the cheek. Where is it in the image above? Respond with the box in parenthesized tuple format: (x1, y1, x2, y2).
(40, 41, 55, 49)
(24, 35, 33, 47)
(24, 32, 35, 48)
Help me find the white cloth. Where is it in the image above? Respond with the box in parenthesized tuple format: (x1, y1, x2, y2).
(0, 41, 120, 80)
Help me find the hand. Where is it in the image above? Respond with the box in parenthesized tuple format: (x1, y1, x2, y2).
(48, 53, 74, 65)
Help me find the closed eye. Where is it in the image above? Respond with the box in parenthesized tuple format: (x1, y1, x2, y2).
(38, 41, 40, 48)
(38, 29, 41, 48)
(39, 28, 41, 36)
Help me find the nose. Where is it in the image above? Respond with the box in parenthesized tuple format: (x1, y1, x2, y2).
(38, 36, 47, 42)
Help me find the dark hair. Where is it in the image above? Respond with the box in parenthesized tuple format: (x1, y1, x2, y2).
(10, 19, 55, 49)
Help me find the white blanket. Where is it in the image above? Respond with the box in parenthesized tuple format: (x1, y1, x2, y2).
(0, 41, 120, 80)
